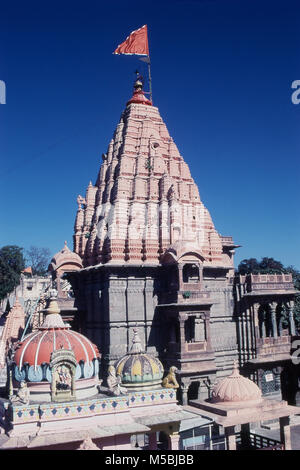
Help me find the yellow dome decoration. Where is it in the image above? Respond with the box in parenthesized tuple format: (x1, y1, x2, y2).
(114, 329, 164, 392)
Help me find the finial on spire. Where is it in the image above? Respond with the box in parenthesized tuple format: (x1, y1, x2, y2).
(130, 328, 143, 354)
(231, 360, 240, 377)
(127, 73, 152, 107)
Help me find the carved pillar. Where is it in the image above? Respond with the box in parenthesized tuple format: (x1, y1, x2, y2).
(279, 416, 291, 450)
(194, 315, 204, 342)
(274, 367, 282, 400)
(204, 314, 212, 350)
(270, 302, 278, 338)
(178, 264, 184, 291)
(181, 379, 190, 406)
(168, 432, 180, 450)
(287, 301, 296, 336)
(277, 304, 283, 337)
(225, 426, 236, 450)
(179, 314, 187, 354)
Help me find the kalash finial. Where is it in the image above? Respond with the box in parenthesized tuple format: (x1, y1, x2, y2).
(45, 288, 60, 315)
(129, 327, 143, 354)
(230, 360, 240, 377)
(127, 72, 152, 106)
(134, 70, 144, 90)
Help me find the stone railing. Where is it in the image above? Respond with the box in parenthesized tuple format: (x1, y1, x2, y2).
(235, 432, 283, 450)
(256, 335, 291, 358)
(236, 273, 294, 294)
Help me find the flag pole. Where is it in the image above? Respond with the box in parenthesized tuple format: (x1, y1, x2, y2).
(148, 58, 153, 103)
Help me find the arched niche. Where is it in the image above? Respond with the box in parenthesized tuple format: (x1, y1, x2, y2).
(50, 349, 77, 402)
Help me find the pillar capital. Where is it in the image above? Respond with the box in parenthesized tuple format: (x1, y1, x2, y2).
(269, 301, 278, 313)
(168, 431, 180, 450)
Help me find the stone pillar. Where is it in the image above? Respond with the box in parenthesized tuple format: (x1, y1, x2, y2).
(287, 301, 296, 336)
(274, 367, 282, 400)
(279, 416, 291, 450)
(181, 379, 190, 406)
(270, 302, 278, 338)
(240, 423, 251, 449)
(178, 264, 184, 291)
(179, 314, 187, 354)
(225, 426, 236, 450)
(253, 302, 260, 338)
(194, 315, 204, 342)
(148, 433, 158, 450)
(168, 432, 180, 450)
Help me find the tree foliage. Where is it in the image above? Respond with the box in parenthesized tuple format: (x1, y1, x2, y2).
(26, 246, 51, 276)
(0, 245, 25, 300)
(237, 257, 284, 275)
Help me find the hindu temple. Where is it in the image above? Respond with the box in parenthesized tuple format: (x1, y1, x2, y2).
(0, 76, 299, 451)
(68, 77, 299, 409)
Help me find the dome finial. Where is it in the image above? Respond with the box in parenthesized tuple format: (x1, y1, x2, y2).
(127, 72, 152, 107)
(231, 360, 240, 377)
(129, 327, 143, 354)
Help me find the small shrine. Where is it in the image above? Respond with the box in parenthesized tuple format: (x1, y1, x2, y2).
(0, 291, 191, 450)
(190, 362, 299, 450)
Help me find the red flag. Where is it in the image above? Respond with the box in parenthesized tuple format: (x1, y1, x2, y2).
(22, 267, 32, 275)
(113, 25, 149, 56)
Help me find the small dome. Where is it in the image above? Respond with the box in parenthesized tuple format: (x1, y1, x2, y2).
(211, 362, 262, 404)
(48, 241, 82, 272)
(115, 329, 163, 391)
(13, 293, 100, 385)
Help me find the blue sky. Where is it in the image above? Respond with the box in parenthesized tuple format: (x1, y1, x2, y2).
(0, 0, 299, 269)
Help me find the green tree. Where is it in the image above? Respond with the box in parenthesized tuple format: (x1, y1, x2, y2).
(26, 246, 51, 276)
(0, 245, 25, 300)
(236, 258, 260, 275)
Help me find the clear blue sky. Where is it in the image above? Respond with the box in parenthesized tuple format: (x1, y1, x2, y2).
(0, 0, 299, 269)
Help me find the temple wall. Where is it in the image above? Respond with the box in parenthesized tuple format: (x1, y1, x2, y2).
(71, 267, 239, 384)
(203, 278, 238, 379)
(73, 267, 163, 373)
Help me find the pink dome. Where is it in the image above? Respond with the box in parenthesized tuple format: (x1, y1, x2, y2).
(48, 241, 82, 272)
(211, 362, 262, 404)
(13, 297, 100, 369)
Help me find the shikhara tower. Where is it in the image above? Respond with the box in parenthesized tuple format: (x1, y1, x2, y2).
(74, 78, 232, 269)
(70, 78, 298, 406)
(70, 78, 239, 402)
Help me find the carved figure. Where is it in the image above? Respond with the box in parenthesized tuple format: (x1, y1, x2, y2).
(77, 436, 100, 450)
(107, 365, 127, 396)
(10, 381, 30, 405)
(162, 366, 179, 389)
(56, 365, 72, 390)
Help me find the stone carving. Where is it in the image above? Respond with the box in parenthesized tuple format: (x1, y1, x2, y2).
(107, 365, 127, 396)
(162, 366, 179, 389)
(77, 436, 100, 450)
(10, 381, 30, 405)
(77, 195, 86, 210)
(50, 349, 77, 402)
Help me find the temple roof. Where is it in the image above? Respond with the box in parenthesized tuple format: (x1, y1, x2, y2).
(74, 80, 234, 268)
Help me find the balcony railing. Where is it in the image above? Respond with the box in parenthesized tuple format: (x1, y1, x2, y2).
(235, 432, 283, 450)
(236, 273, 294, 294)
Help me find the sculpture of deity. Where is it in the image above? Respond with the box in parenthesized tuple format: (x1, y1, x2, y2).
(107, 366, 127, 396)
(10, 381, 30, 405)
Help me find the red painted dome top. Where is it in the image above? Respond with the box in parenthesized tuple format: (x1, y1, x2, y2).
(13, 295, 100, 368)
(127, 79, 152, 106)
